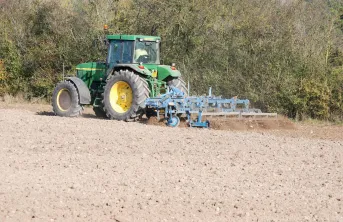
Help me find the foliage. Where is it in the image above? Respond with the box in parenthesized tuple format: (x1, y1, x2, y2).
(0, 0, 343, 120)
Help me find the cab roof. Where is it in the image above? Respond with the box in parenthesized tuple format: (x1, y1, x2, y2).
(106, 34, 161, 41)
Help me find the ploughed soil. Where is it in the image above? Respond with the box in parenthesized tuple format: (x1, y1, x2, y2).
(0, 102, 342, 221)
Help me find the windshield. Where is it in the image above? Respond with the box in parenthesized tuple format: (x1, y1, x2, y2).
(107, 40, 134, 69)
(134, 40, 160, 64)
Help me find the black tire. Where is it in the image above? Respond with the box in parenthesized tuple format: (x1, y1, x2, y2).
(103, 70, 150, 121)
(52, 81, 82, 117)
(93, 107, 107, 118)
(168, 77, 189, 96)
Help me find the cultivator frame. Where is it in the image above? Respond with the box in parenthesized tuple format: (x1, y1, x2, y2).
(145, 87, 277, 128)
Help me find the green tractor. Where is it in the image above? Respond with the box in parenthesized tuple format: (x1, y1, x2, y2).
(52, 34, 188, 120)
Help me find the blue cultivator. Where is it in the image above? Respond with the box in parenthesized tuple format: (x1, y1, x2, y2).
(145, 87, 277, 128)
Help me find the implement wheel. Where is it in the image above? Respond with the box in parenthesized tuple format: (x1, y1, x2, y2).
(168, 77, 188, 97)
(103, 70, 150, 121)
(167, 116, 180, 127)
(52, 81, 82, 117)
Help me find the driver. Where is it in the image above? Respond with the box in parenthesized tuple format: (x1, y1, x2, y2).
(134, 42, 148, 62)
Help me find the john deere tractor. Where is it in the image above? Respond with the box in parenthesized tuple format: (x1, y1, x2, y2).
(52, 34, 188, 120)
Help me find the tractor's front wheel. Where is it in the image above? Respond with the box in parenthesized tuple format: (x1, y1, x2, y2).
(168, 77, 189, 97)
(102, 70, 150, 121)
(52, 81, 82, 117)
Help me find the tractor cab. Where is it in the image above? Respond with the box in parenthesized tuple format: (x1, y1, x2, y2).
(106, 35, 161, 70)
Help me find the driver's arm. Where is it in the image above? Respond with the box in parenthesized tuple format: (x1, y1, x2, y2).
(135, 49, 148, 60)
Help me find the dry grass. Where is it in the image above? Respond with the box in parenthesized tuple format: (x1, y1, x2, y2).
(1, 93, 49, 105)
(1, 93, 26, 104)
(299, 118, 343, 126)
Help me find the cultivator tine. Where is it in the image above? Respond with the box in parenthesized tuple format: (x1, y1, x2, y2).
(202, 112, 277, 118)
(240, 113, 278, 118)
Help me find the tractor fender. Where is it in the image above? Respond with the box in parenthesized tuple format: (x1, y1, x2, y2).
(66, 77, 91, 104)
(111, 64, 152, 77)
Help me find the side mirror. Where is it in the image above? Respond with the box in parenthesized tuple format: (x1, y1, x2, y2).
(93, 38, 107, 51)
(103, 39, 109, 46)
(92, 39, 98, 47)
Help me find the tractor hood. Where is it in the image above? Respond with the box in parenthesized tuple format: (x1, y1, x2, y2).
(76, 62, 106, 83)
(156, 65, 181, 81)
(144, 64, 181, 81)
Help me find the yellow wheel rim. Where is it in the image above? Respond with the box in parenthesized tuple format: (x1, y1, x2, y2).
(56, 88, 71, 111)
(109, 81, 133, 113)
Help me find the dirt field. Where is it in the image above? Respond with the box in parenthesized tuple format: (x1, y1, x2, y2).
(0, 103, 342, 221)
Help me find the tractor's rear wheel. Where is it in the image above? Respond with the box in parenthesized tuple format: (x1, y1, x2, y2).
(52, 81, 82, 117)
(103, 70, 150, 121)
(168, 77, 188, 96)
